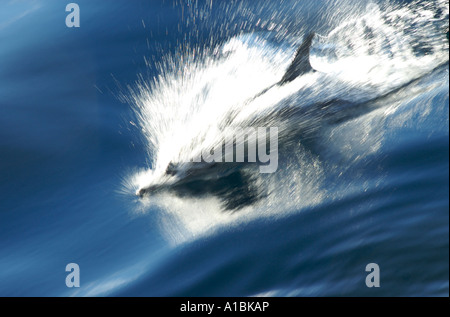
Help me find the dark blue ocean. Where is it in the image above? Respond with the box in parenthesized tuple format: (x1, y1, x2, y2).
(0, 0, 448, 297)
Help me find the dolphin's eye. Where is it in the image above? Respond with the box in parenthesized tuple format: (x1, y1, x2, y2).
(165, 162, 177, 175)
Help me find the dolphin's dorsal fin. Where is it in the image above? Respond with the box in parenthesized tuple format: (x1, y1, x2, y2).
(279, 32, 315, 85)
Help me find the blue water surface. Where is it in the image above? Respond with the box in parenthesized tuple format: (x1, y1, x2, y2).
(0, 0, 448, 296)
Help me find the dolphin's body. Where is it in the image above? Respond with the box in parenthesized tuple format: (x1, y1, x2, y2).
(136, 31, 448, 210)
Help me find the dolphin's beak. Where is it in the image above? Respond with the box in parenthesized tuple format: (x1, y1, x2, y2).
(137, 184, 160, 197)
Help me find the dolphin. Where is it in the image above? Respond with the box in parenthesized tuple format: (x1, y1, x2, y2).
(136, 31, 449, 210)
(136, 33, 317, 199)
